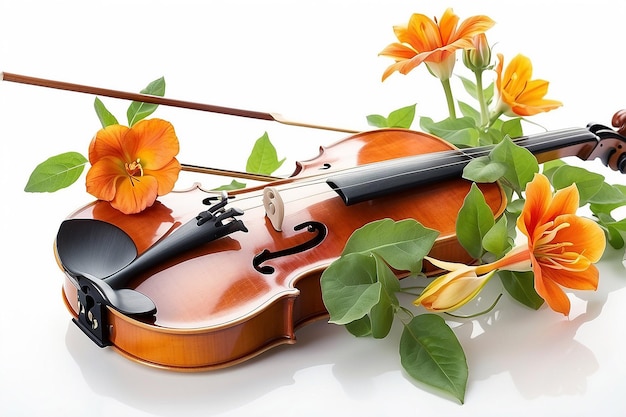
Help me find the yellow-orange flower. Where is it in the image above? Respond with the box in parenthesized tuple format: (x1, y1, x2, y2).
(415, 174, 605, 315)
(494, 53, 563, 117)
(86, 118, 181, 214)
(379, 8, 495, 81)
(415, 246, 531, 313)
(414, 264, 496, 313)
(516, 173, 605, 315)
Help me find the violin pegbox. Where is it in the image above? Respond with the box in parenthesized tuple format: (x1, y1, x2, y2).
(263, 186, 285, 231)
(587, 123, 626, 174)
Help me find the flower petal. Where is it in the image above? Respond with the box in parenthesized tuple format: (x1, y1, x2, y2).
(110, 174, 159, 214)
(453, 14, 496, 41)
(405, 13, 442, 51)
(518, 173, 553, 240)
(495, 54, 562, 116)
(415, 266, 495, 312)
(551, 215, 606, 263)
(424, 256, 469, 272)
(88, 124, 131, 164)
(534, 263, 572, 315)
(130, 119, 180, 170)
(380, 9, 494, 80)
(544, 184, 580, 222)
(85, 156, 125, 201)
(541, 263, 599, 291)
(144, 157, 181, 196)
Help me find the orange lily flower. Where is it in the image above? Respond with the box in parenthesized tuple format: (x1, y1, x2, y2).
(415, 174, 605, 315)
(379, 8, 495, 81)
(86, 118, 181, 214)
(494, 53, 563, 117)
(516, 173, 605, 315)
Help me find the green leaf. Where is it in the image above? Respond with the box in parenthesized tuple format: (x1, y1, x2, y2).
(598, 214, 626, 232)
(366, 114, 388, 128)
(588, 182, 626, 206)
(541, 159, 566, 180)
(589, 183, 626, 216)
(345, 315, 372, 336)
(595, 212, 625, 249)
(419, 116, 479, 147)
(246, 132, 285, 175)
(549, 165, 605, 205)
(369, 297, 394, 339)
(24, 152, 88, 192)
(320, 253, 382, 325)
(458, 75, 478, 99)
(501, 118, 523, 138)
(400, 314, 468, 403)
(462, 155, 507, 183)
(94, 97, 119, 127)
(366, 104, 416, 128)
(489, 136, 539, 193)
(457, 101, 481, 125)
(127, 76, 166, 126)
(387, 104, 416, 128)
(458, 75, 493, 104)
(369, 255, 401, 338)
(499, 270, 544, 310)
(482, 215, 511, 258)
(341, 218, 439, 274)
(212, 179, 246, 191)
(456, 183, 495, 259)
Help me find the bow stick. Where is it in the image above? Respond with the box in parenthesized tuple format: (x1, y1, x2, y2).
(1, 71, 360, 182)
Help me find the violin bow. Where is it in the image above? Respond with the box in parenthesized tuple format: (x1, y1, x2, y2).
(1, 71, 360, 182)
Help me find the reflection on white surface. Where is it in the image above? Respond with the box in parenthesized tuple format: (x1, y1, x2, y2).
(1, 0, 626, 416)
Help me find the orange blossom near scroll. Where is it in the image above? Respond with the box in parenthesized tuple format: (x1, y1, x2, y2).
(493, 53, 563, 117)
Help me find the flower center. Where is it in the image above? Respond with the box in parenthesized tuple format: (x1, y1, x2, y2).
(533, 222, 587, 272)
(125, 158, 144, 178)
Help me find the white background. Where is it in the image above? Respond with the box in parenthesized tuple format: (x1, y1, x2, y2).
(1, 0, 625, 416)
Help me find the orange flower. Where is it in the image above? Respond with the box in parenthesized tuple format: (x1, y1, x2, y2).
(86, 118, 181, 214)
(494, 53, 563, 116)
(415, 246, 531, 313)
(414, 264, 496, 313)
(516, 173, 605, 315)
(379, 8, 495, 81)
(415, 174, 605, 315)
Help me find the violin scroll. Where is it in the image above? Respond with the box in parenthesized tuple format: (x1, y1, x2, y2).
(612, 109, 626, 136)
(588, 121, 626, 174)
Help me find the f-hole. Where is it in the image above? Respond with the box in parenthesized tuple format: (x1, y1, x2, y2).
(253, 221, 327, 274)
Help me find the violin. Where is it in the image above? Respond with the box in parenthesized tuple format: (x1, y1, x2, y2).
(53, 124, 626, 371)
(6, 73, 626, 371)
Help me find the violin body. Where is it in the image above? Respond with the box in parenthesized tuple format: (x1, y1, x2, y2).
(57, 129, 506, 370)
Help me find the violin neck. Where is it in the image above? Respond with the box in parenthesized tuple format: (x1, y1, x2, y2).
(511, 127, 599, 164)
(327, 127, 601, 206)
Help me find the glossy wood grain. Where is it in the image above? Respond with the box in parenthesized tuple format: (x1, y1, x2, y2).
(58, 129, 505, 370)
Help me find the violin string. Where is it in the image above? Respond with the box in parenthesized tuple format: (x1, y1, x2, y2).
(224, 146, 489, 211)
(234, 130, 586, 210)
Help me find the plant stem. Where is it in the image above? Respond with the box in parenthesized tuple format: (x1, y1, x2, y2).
(441, 78, 456, 119)
(474, 69, 490, 128)
(489, 110, 504, 126)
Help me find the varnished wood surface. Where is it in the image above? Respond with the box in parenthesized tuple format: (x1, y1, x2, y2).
(58, 129, 505, 370)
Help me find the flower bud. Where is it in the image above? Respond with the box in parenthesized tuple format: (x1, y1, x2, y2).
(463, 33, 491, 72)
(414, 265, 495, 313)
